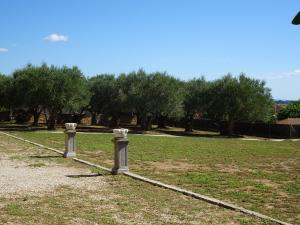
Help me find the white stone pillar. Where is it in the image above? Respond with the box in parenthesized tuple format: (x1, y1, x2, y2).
(112, 128, 129, 174)
(64, 123, 77, 158)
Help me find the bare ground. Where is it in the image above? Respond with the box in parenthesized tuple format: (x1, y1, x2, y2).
(0, 157, 106, 198)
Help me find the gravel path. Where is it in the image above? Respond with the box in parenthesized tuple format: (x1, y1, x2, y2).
(0, 156, 106, 198)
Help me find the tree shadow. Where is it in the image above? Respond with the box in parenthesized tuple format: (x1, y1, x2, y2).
(0, 125, 47, 132)
(155, 129, 218, 138)
(153, 128, 244, 138)
(76, 126, 113, 133)
(0, 123, 244, 138)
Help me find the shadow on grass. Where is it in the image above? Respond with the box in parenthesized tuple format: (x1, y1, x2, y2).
(0, 125, 47, 132)
(154, 129, 221, 138)
(66, 173, 106, 178)
(77, 125, 243, 138)
(30, 155, 62, 158)
(0, 123, 243, 138)
(150, 127, 243, 138)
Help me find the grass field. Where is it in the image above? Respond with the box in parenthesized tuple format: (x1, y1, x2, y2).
(8, 131, 300, 224)
(0, 133, 271, 225)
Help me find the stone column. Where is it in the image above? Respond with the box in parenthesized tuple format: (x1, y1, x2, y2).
(112, 128, 129, 175)
(64, 123, 77, 158)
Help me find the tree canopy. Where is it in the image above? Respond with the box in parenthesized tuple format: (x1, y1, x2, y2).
(45, 65, 90, 129)
(183, 77, 211, 131)
(207, 74, 273, 135)
(13, 64, 51, 125)
(277, 100, 300, 120)
(0, 74, 8, 106)
(0, 64, 276, 134)
(88, 74, 122, 126)
(117, 70, 184, 130)
(11, 64, 90, 129)
(0, 73, 13, 110)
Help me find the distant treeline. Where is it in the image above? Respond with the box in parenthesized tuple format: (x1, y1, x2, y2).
(0, 64, 275, 135)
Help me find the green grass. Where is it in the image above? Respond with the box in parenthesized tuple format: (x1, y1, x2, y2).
(28, 162, 47, 167)
(10, 131, 300, 224)
(4, 203, 25, 216)
(1, 181, 269, 225)
(0, 134, 270, 225)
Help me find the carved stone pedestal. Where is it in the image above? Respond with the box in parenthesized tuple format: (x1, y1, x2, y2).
(63, 123, 77, 158)
(112, 129, 129, 174)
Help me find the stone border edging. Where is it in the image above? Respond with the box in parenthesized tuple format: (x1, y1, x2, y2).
(73, 158, 111, 172)
(123, 172, 293, 225)
(0, 131, 293, 225)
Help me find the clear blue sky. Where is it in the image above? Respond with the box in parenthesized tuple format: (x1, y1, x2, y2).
(0, 0, 299, 100)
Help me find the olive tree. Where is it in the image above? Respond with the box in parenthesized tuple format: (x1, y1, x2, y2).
(44, 65, 90, 130)
(13, 64, 50, 125)
(183, 77, 211, 132)
(148, 72, 184, 129)
(0, 73, 14, 120)
(207, 74, 273, 136)
(88, 74, 123, 127)
(118, 69, 151, 130)
(118, 70, 184, 130)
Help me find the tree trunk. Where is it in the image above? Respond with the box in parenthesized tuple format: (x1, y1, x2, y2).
(47, 111, 57, 130)
(32, 109, 41, 126)
(185, 114, 193, 132)
(140, 116, 147, 130)
(228, 119, 235, 136)
(136, 114, 141, 126)
(145, 116, 153, 131)
(91, 112, 97, 125)
(9, 107, 13, 121)
(110, 114, 120, 128)
(44, 108, 49, 124)
(157, 114, 167, 129)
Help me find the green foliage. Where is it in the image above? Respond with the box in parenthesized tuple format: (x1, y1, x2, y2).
(117, 69, 184, 129)
(208, 74, 273, 123)
(3, 64, 276, 130)
(13, 64, 50, 112)
(182, 77, 211, 131)
(45, 65, 90, 113)
(11, 64, 90, 128)
(183, 77, 211, 116)
(118, 69, 150, 117)
(88, 74, 122, 115)
(277, 100, 300, 120)
(13, 64, 90, 113)
(148, 72, 184, 117)
(0, 73, 13, 110)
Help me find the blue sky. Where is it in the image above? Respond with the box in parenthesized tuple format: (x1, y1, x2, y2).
(0, 0, 299, 100)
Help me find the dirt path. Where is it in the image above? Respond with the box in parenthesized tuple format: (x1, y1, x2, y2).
(0, 157, 106, 198)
